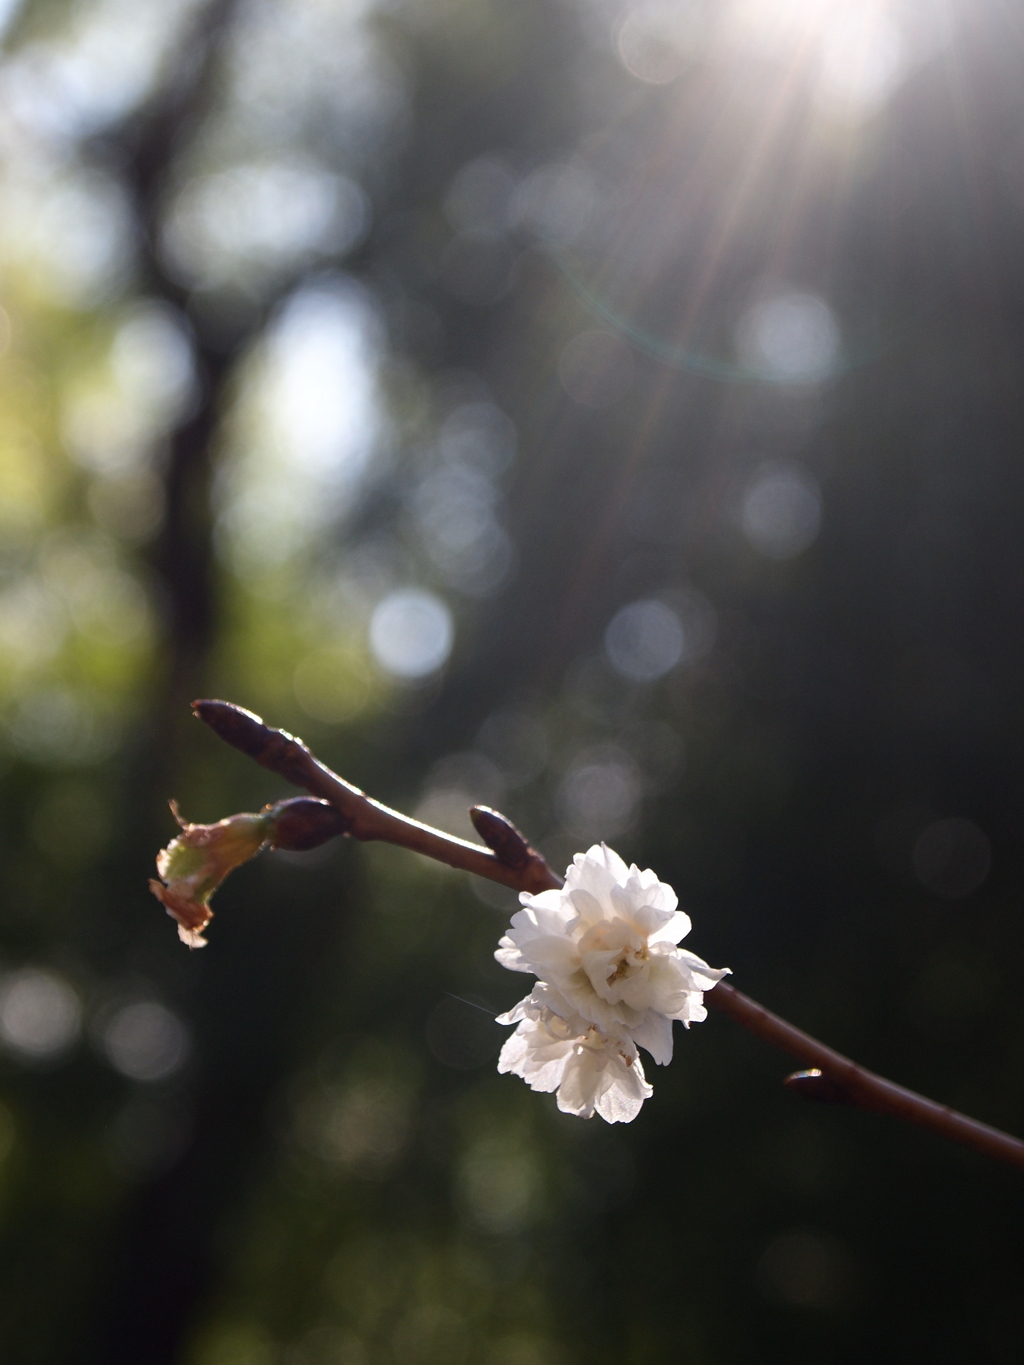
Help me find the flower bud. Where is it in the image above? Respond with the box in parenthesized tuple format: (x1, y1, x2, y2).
(149, 802, 272, 948)
(267, 797, 350, 851)
(149, 797, 350, 948)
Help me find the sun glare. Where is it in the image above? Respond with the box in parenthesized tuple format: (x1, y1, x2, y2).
(725, 0, 914, 121)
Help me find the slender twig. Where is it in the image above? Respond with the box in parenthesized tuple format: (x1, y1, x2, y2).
(192, 701, 559, 894)
(192, 699, 1024, 1171)
(705, 985, 1024, 1169)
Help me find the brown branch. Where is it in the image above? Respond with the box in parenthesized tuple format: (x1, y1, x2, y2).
(706, 984, 1024, 1170)
(193, 698, 1024, 1172)
(192, 700, 559, 895)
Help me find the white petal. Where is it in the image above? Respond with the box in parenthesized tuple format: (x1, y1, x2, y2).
(495, 993, 533, 1026)
(593, 1058, 652, 1124)
(636, 866, 678, 912)
(497, 1028, 531, 1074)
(675, 949, 731, 989)
(648, 910, 692, 945)
(534, 902, 578, 935)
(554, 1046, 604, 1118)
(513, 933, 579, 981)
(669, 997, 708, 1026)
(518, 887, 564, 913)
(566, 845, 625, 902)
(507, 901, 577, 945)
(629, 1009, 674, 1066)
(498, 1023, 573, 1093)
(529, 982, 586, 1028)
(494, 940, 534, 973)
(555, 983, 622, 1034)
(566, 887, 605, 925)
(617, 952, 688, 1016)
(596, 842, 631, 881)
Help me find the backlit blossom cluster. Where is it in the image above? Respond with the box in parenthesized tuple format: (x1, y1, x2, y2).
(495, 844, 729, 1123)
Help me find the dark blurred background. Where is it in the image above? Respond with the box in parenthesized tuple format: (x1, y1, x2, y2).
(0, 0, 1022, 1360)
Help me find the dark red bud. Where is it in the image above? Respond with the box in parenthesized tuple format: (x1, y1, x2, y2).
(193, 699, 268, 755)
(470, 806, 533, 871)
(193, 699, 313, 785)
(268, 798, 351, 850)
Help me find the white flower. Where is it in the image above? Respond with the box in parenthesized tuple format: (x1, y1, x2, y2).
(496, 843, 728, 1066)
(497, 987, 653, 1124)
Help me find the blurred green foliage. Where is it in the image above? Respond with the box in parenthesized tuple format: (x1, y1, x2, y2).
(0, 0, 1023, 1361)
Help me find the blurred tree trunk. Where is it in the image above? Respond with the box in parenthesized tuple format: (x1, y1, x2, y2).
(76, 7, 357, 1361)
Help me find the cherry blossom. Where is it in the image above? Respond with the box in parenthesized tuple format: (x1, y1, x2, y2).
(495, 844, 729, 1119)
(497, 987, 652, 1123)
